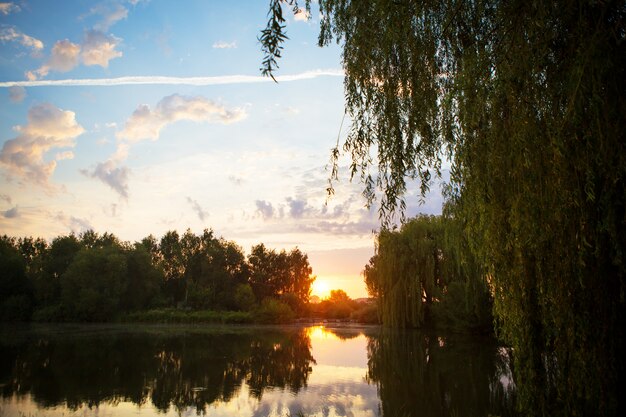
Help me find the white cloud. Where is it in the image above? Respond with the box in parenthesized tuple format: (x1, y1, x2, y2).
(0, 3, 20, 15)
(81, 30, 123, 67)
(55, 150, 74, 160)
(8, 85, 26, 102)
(83, 2, 128, 31)
(48, 39, 82, 71)
(25, 31, 122, 80)
(212, 40, 237, 49)
(1, 69, 345, 87)
(26, 39, 81, 80)
(86, 93, 245, 198)
(294, 9, 310, 21)
(83, 160, 130, 199)
(186, 197, 209, 221)
(117, 94, 247, 141)
(0, 27, 44, 51)
(0, 103, 85, 186)
(0, 194, 11, 204)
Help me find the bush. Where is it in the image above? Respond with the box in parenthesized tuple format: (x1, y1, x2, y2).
(350, 303, 379, 324)
(234, 284, 256, 311)
(32, 305, 67, 322)
(122, 308, 252, 324)
(254, 298, 295, 324)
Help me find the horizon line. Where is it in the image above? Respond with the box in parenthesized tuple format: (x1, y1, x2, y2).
(0, 69, 344, 88)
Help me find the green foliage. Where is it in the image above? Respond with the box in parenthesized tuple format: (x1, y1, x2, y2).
(0, 236, 33, 321)
(233, 283, 256, 311)
(365, 215, 492, 330)
(1, 229, 315, 325)
(259, 0, 310, 81)
(312, 290, 359, 320)
(122, 245, 163, 311)
(248, 244, 314, 305)
(262, 1, 625, 413)
(254, 298, 295, 324)
(350, 303, 379, 324)
(60, 246, 127, 321)
(122, 308, 252, 324)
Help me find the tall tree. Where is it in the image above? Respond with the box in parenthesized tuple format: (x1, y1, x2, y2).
(261, 1, 625, 414)
(0, 236, 33, 321)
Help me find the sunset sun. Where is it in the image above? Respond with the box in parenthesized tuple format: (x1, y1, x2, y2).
(311, 278, 331, 299)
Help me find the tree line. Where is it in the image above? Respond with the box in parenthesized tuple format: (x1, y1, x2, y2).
(0, 229, 315, 322)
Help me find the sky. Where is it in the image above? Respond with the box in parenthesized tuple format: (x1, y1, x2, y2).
(0, 0, 443, 298)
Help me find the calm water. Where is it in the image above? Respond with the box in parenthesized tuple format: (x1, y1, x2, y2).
(0, 324, 516, 417)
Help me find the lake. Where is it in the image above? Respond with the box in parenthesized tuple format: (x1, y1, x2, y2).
(0, 324, 516, 417)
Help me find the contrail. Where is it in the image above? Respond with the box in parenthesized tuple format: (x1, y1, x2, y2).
(0, 69, 344, 87)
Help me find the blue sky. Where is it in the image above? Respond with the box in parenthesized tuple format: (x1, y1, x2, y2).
(0, 0, 443, 298)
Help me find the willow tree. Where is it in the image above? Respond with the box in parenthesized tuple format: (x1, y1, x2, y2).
(365, 215, 445, 328)
(365, 214, 491, 330)
(261, 0, 625, 415)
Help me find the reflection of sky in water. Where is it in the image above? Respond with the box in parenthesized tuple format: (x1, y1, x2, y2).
(242, 326, 380, 417)
(1, 326, 380, 417)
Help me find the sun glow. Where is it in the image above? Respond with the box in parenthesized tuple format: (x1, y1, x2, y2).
(311, 278, 331, 299)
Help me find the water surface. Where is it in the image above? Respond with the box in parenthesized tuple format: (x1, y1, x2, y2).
(0, 324, 515, 416)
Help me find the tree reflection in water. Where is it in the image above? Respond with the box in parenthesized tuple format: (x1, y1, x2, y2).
(365, 329, 517, 417)
(0, 325, 518, 416)
(0, 325, 315, 415)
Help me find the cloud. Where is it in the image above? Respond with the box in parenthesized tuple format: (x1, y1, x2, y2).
(55, 150, 74, 160)
(87, 3, 128, 31)
(212, 40, 237, 49)
(81, 30, 123, 67)
(54, 212, 93, 234)
(294, 9, 310, 21)
(256, 200, 275, 220)
(103, 203, 118, 217)
(0, 26, 44, 51)
(186, 197, 208, 221)
(25, 31, 122, 80)
(0, 103, 85, 186)
(228, 175, 244, 186)
(47, 39, 82, 71)
(116, 94, 246, 141)
(27, 39, 80, 80)
(82, 160, 130, 199)
(87, 93, 245, 197)
(286, 197, 310, 218)
(284, 106, 300, 115)
(0, 69, 345, 87)
(294, 218, 378, 236)
(8, 85, 25, 102)
(2, 206, 18, 218)
(0, 3, 20, 15)
(0, 194, 11, 204)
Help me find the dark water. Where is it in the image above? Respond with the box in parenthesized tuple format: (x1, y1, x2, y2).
(0, 324, 516, 417)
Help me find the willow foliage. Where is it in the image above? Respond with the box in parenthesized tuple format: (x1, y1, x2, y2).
(364, 214, 490, 330)
(262, 0, 625, 414)
(366, 216, 443, 328)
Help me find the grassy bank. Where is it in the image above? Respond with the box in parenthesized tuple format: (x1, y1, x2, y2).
(122, 309, 253, 324)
